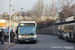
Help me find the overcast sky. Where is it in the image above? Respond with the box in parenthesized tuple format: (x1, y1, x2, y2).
(0, 0, 75, 14)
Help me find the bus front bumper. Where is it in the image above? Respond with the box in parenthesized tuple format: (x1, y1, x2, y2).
(18, 37, 37, 42)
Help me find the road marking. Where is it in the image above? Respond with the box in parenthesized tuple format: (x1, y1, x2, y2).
(4, 43, 15, 50)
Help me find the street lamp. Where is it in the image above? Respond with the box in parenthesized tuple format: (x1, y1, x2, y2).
(21, 8, 23, 10)
(9, 0, 11, 43)
(21, 8, 24, 21)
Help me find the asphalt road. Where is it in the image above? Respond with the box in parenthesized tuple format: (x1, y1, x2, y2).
(0, 44, 9, 50)
(7, 34, 75, 50)
(0, 42, 13, 50)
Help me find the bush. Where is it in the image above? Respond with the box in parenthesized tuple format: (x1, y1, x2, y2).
(36, 19, 55, 29)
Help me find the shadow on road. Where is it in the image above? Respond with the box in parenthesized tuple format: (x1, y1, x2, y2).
(18, 42, 36, 44)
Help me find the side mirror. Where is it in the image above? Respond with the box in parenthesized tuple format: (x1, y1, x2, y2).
(16, 26, 19, 34)
(35, 24, 37, 27)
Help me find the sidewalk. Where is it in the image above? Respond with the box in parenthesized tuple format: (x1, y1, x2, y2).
(0, 42, 14, 50)
(0, 36, 17, 50)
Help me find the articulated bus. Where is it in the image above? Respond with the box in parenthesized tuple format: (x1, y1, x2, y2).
(55, 21, 75, 42)
(17, 21, 37, 43)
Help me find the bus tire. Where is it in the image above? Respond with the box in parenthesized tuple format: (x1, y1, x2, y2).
(19, 42, 21, 44)
(58, 35, 61, 39)
(62, 36, 64, 40)
(33, 40, 37, 44)
(66, 36, 69, 42)
(59, 37, 61, 39)
(18, 41, 21, 44)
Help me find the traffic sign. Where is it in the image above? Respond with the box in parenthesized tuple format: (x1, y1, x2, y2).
(12, 25, 14, 28)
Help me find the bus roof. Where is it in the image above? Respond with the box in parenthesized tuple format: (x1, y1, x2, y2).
(54, 20, 75, 25)
(19, 21, 36, 23)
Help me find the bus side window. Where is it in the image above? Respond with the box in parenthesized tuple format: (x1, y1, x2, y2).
(63, 31, 66, 34)
(64, 29, 66, 34)
(62, 31, 64, 33)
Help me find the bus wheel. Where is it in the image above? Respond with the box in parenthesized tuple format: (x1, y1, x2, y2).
(19, 42, 22, 44)
(18, 41, 21, 44)
(62, 36, 64, 40)
(33, 41, 37, 44)
(66, 36, 69, 42)
(58, 35, 61, 39)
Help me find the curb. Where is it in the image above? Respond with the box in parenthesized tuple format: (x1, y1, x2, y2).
(3, 43, 15, 50)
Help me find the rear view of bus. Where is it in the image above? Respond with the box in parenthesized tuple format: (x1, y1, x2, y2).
(18, 21, 37, 43)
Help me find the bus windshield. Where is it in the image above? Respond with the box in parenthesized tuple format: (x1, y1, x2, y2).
(18, 26, 36, 35)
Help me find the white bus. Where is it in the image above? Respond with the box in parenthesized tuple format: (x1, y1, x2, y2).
(55, 21, 75, 42)
(17, 21, 37, 43)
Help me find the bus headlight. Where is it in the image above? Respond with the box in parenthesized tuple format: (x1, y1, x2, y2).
(33, 35, 37, 40)
(18, 35, 22, 38)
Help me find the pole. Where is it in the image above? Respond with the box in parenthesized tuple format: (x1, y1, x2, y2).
(9, 0, 11, 43)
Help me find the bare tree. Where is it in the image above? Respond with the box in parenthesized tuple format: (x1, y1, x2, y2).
(44, 4, 49, 17)
(46, 0, 57, 18)
(56, 0, 74, 22)
(31, 0, 44, 21)
(70, 4, 75, 16)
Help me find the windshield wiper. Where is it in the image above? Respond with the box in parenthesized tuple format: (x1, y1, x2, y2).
(21, 33, 27, 35)
(20, 33, 34, 36)
(28, 33, 34, 35)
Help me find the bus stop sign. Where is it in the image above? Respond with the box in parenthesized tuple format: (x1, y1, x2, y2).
(12, 25, 14, 28)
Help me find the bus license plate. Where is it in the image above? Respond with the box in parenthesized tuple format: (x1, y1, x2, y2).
(25, 40, 29, 42)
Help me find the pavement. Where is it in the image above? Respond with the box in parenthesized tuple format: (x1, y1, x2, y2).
(0, 42, 14, 50)
(7, 34, 75, 50)
(0, 36, 17, 50)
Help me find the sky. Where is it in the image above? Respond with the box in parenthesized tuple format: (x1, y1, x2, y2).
(0, 0, 75, 15)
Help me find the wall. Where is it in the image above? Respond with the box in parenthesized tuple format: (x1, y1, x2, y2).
(36, 25, 58, 35)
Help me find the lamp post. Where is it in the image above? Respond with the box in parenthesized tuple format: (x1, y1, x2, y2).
(9, 0, 11, 43)
(21, 8, 25, 21)
(21, 8, 23, 21)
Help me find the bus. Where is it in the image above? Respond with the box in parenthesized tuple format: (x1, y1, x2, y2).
(55, 21, 75, 42)
(17, 21, 37, 43)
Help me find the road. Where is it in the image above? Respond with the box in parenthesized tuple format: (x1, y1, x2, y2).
(0, 44, 9, 50)
(7, 34, 75, 50)
(0, 42, 14, 50)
